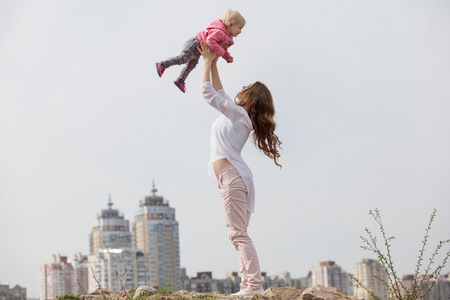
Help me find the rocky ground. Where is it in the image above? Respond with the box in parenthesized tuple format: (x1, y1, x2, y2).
(79, 285, 356, 300)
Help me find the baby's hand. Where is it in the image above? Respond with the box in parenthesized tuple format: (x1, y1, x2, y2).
(219, 50, 225, 56)
(228, 57, 234, 63)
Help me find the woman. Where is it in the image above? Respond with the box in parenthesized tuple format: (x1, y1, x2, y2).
(198, 42, 282, 296)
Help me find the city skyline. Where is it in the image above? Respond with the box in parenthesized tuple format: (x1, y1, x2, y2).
(38, 191, 448, 298)
(5, 180, 450, 297)
(37, 251, 450, 299)
(1, 0, 449, 298)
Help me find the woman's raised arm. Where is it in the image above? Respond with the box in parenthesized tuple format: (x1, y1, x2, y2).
(210, 58, 223, 91)
(199, 42, 222, 91)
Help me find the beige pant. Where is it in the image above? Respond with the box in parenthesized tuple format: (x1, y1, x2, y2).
(217, 165, 263, 291)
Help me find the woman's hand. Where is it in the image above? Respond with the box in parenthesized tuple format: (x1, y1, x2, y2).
(198, 42, 219, 65)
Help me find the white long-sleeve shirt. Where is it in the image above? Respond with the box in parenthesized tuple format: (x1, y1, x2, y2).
(201, 82, 256, 213)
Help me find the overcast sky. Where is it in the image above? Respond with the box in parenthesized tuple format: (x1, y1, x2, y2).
(1, 0, 449, 298)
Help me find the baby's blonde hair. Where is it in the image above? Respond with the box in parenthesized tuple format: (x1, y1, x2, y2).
(221, 9, 246, 27)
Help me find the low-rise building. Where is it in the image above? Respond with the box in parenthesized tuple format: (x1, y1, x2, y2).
(402, 273, 450, 300)
(0, 284, 26, 300)
(263, 272, 292, 289)
(224, 272, 240, 294)
(291, 276, 308, 290)
(182, 270, 306, 295)
(188, 272, 224, 294)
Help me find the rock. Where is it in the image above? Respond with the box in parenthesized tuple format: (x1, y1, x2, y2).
(92, 288, 110, 295)
(133, 285, 156, 299)
(300, 285, 356, 300)
(262, 287, 304, 299)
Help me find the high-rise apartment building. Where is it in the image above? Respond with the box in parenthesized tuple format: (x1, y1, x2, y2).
(133, 183, 181, 290)
(40, 253, 88, 300)
(311, 261, 353, 295)
(87, 195, 151, 292)
(353, 258, 389, 300)
(69, 253, 89, 295)
(89, 196, 132, 253)
(40, 255, 75, 300)
(87, 248, 150, 292)
(42, 184, 179, 295)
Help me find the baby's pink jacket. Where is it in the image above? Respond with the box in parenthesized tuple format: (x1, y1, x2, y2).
(197, 18, 234, 63)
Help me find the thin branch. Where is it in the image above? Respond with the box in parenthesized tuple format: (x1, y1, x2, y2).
(349, 273, 381, 300)
(76, 269, 86, 300)
(89, 265, 107, 300)
(353, 208, 450, 300)
(115, 271, 132, 300)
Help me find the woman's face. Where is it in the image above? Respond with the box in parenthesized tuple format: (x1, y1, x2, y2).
(237, 83, 253, 101)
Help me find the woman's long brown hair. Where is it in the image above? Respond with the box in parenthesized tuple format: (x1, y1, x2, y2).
(238, 82, 282, 168)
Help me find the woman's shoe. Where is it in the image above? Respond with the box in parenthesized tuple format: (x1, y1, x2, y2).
(231, 288, 264, 296)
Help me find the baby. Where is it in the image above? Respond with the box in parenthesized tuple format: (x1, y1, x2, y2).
(156, 9, 246, 93)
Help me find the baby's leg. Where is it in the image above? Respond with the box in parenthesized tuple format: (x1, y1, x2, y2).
(160, 37, 200, 68)
(177, 56, 200, 83)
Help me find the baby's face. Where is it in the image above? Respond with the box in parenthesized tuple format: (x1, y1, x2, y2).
(228, 21, 245, 37)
